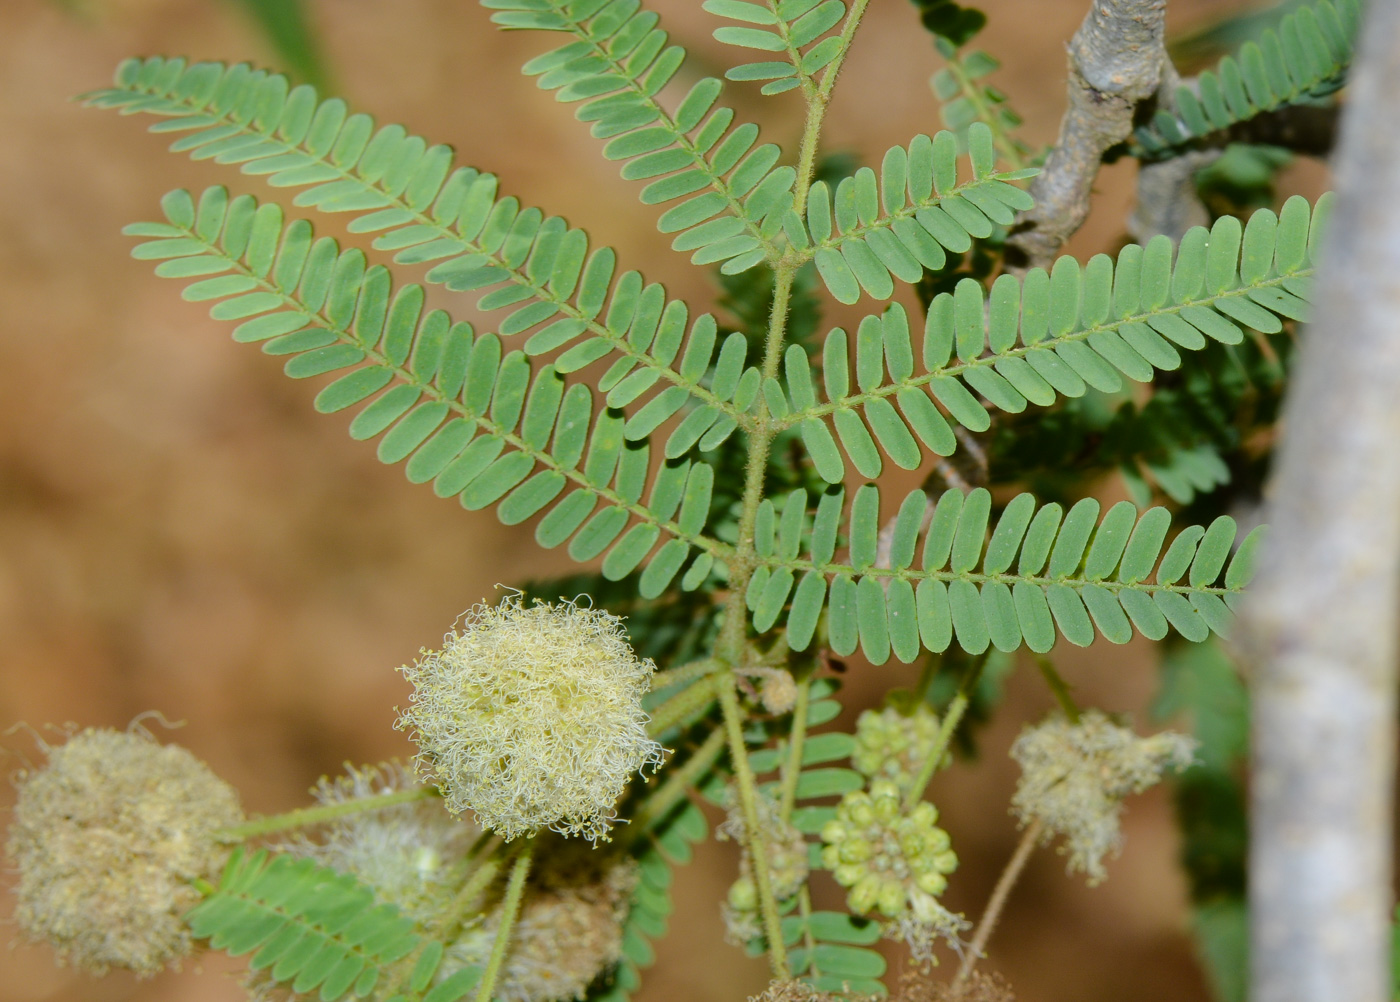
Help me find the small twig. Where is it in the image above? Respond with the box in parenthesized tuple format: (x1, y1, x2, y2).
(718, 675, 791, 977)
(1006, 0, 1171, 270)
(904, 656, 986, 812)
(953, 819, 1043, 988)
(1035, 656, 1081, 724)
(778, 678, 811, 819)
(214, 787, 436, 842)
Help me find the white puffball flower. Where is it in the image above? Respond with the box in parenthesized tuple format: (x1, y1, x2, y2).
(1010, 710, 1196, 884)
(396, 596, 665, 843)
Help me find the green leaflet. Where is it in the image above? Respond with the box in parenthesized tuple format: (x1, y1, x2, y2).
(84, 57, 753, 439)
(705, 0, 848, 97)
(801, 123, 1034, 305)
(928, 37, 1034, 167)
(779, 195, 1329, 482)
(750, 486, 1261, 662)
(483, 0, 792, 270)
(1134, 0, 1358, 155)
(185, 849, 447, 1002)
(129, 186, 726, 596)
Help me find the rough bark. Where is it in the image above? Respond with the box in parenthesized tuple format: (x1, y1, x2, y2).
(1006, 0, 1169, 270)
(1238, 2, 1400, 999)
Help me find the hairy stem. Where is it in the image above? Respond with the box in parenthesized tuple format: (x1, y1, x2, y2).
(954, 818, 1043, 987)
(778, 678, 812, 819)
(708, 2, 873, 980)
(719, 676, 790, 977)
(647, 673, 719, 737)
(651, 658, 721, 692)
(474, 840, 534, 1002)
(215, 788, 436, 841)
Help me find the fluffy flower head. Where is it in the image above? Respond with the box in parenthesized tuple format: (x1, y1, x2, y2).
(279, 762, 471, 923)
(1010, 710, 1196, 884)
(396, 596, 665, 842)
(5, 726, 242, 976)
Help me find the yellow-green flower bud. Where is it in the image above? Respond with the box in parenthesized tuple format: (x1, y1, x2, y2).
(820, 780, 960, 940)
(838, 837, 872, 864)
(717, 786, 810, 902)
(848, 874, 882, 914)
(876, 879, 907, 917)
(728, 876, 758, 911)
(852, 704, 942, 790)
(396, 596, 665, 843)
(5, 727, 242, 977)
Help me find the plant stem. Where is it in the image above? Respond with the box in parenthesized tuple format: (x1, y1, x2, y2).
(953, 819, 1043, 988)
(629, 724, 729, 837)
(718, 675, 790, 978)
(789, 0, 872, 217)
(1036, 656, 1081, 723)
(473, 840, 534, 1002)
(215, 788, 436, 841)
(905, 655, 987, 811)
(650, 658, 720, 692)
(717, 0, 878, 671)
(707, 1, 874, 982)
(647, 673, 719, 737)
(778, 678, 811, 820)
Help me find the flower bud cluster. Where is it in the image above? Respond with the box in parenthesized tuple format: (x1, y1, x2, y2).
(820, 779, 957, 921)
(718, 788, 808, 944)
(396, 596, 665, 843)
(1011, 710, 1196, 884)
(851, 704, 942, 790)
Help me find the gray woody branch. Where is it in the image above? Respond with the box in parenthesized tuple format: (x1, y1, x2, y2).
(1006, 0, 1169, 270)
(1239, 0, 1400, 998)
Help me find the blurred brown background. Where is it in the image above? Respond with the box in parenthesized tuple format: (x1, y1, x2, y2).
(0, 1, 1309, 1000)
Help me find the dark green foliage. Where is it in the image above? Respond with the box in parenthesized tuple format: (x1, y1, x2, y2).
(227, 0, 330, 90)
(1135, 0, 1357, 157)
(906, 0, 986, 48)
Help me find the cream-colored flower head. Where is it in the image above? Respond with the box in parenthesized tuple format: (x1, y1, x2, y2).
(396, 596, 665, 843)
(1010, 710, 1196, 884)
(5, 726, 243, 976)
(279, 762, 472, 924)
(448, 840, 637, 1002)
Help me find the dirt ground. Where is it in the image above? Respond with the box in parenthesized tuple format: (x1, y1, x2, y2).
(0, 1, 1310, 1000)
